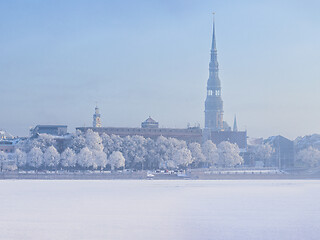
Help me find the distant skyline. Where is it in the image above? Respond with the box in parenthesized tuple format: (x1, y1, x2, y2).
(1, 0, 320, 140)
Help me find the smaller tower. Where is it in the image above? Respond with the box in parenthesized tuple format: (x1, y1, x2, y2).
(93, 106, 101, 128)
(233, 115, 238, 132)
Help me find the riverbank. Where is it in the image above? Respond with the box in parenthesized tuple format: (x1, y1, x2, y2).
(1, 170, 320, 180)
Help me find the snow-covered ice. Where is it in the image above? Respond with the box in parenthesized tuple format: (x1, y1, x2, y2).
(0, 180, 320, 240)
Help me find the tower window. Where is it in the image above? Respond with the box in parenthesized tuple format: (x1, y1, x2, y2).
(215, 90, 220, 96)
(207, 90, 213, 96)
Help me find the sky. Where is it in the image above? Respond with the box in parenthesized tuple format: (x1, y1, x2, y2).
(1, 0, 320, 140)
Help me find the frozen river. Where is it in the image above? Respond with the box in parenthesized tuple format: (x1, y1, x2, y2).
(1, 180, 319, 240)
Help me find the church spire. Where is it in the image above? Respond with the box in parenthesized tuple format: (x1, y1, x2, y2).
(205, 13, 224, 131)
(233, 115, 238, 132)
(209, 13, 219, 75)
(211, 12, 217, 51)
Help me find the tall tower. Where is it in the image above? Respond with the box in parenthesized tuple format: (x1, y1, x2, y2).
(204, 13, 224, 131)
(93, 106, 101, 128)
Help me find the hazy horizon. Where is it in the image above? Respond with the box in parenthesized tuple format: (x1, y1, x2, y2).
(1, 0, 320, 140)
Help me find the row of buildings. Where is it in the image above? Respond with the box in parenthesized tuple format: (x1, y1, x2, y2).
(0, 120, 294, 169)
(0, 15, 295, 169)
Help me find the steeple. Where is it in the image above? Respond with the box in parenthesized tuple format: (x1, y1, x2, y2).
(233, 115, 238, 132)
(205, 13, 224, 131)
(209, 13, 219, 83)
(211, 13, 217, 52)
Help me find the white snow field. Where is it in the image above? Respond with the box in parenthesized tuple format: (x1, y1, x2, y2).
(1, 180, 320, 240)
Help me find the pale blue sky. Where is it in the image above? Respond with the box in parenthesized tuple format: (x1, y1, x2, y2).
(1, 0, 320, 139)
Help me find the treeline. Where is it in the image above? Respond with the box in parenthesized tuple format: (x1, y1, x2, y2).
(0, 130, 244, 172)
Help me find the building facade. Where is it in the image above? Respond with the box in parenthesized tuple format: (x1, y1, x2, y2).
(210, 131, 247, 150)
(0, 140, 15, 153)
(0, 139, 20, 153)
(31, 125, 68, 136)
(264, 135, 294, 169)
(77, 117, 202, 143)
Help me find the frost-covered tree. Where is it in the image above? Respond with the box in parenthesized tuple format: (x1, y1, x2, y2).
(18, 134, 56, 153)
(121, 136, 133, 167)
(110, 134, 123, 152)
(36, 134, 57, 152)
(101, 133, 112, 156)
(144, 138, 158, 169)
(155, 136, 190, 169)
(169, 137, 188, 150)
(131, 135, 147, 169)
(296, 147, 320, 168)
(217, 141, 243, 167)
(0, 151, 7, 172)
(69, 130, 86, 153)
(189, 142, 206, 167)
(164, 160, 176, 169)
(92, 150, 107, 171)
(27, 147, 43, 170)
(294, 134, 320, 152)
(122, 135, 147, 169)
(202, 140, 219, 166)
(252, 144, 274, 162)
(3, 156, 17, 171)
(14, 149, 27, 170)
(43, 146, 60, 171)
(61, 148, 76, 169)
(108, 151, 125, 170)
(154, 136, 172, 165)
(171, 147, 193, 169)
(77, 147, 94, 169)
(157, 137, 182, 162)
(85, 129, 103, 151)
(101, 134, 123, 157)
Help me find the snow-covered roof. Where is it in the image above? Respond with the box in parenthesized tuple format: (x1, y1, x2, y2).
(35, 125, 67, 128)
(0, 129, 14, 140)
(143, 117, 157, 123)
(247, 137, 263, 146)
(265, 135, 292, 144)
(295, 134, 320, 151)
(34, 133, 72, 140)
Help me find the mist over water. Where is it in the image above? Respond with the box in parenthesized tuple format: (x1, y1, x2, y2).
(1, 180, 319, 240)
